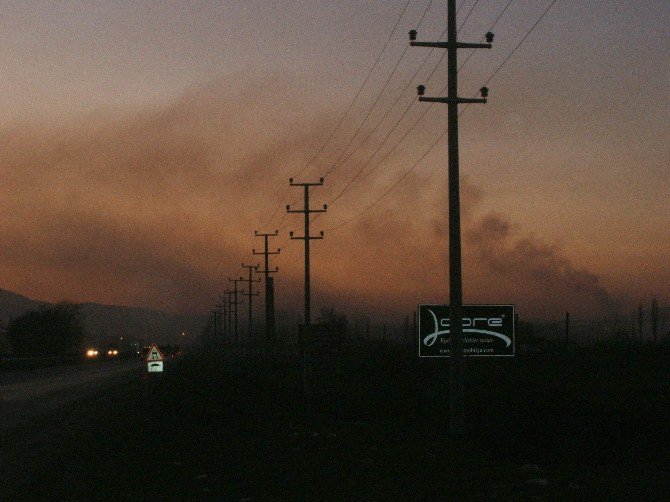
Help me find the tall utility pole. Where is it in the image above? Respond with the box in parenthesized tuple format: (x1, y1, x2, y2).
(287, 177, 327, 330)
(225, 290, 234, 343)
(242, 263, 261, 343)
(651, 298, 659, 343)
(287, 178, 327, 413)
(216, 303, 226, 341)
(210, 310, 220, 341)
(228, 278, 245, 344)
(253, 230, 280, 347)
(410, 1, 493, 442)
(220, 296, 229, 344)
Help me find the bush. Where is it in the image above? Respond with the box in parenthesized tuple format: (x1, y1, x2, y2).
(6, 303, 85, 356)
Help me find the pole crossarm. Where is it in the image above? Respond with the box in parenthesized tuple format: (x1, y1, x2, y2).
(286, 206, 327, 214)
(290, 231, 324, 241)
(419, 97, 487, 104)
(255, 266, 278, 274)
(410, 41, 492, 50)
(289, 177, 324, 187)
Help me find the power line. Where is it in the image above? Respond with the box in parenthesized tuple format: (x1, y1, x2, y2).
(482, 0, 558, 87)
(259, 0, 413, 230)
(321, 44, 410, 179)
(318, 0, 481, 199)
(321, 0, 438, 180)
(318, 29, 447, 195)
(457, 0, 482, 35)
(325, 55, 469, 207)
(322, 0, 559, 233)
(417, 0, 435, 28)
(322, 0, 498, 208)
(268, 0, 520, 252)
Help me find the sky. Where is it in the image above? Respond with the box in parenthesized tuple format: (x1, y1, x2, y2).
(0, 0, 668, 322)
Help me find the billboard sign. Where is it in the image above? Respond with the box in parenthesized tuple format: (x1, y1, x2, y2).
(418, 304, 515, 357)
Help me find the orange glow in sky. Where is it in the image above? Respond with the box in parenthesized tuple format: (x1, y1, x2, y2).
(0, 1, 667, 320)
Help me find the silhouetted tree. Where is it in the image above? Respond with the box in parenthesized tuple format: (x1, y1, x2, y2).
(6, 303, 85, 356)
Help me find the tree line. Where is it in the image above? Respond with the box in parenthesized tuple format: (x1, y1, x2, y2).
(5, 303, 85, 356)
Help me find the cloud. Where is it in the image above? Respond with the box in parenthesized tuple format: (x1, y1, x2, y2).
(465, 213, 617, 319)
(0, 75, 622, 321)
(0, 77, 334, 312)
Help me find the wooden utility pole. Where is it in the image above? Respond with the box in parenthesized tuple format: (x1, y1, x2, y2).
(287, 178, 327, 330)
(225, 290, 233, 343)
(228, 278, 245, 344)
(220, 295, 229, 344)
(216, 303, 226, 341)
(410, 0, 493, 442)
(253, 230, 280, 349)
(210, 310, 221, 341)
(651, 298, 659, 343)
(242, 263, 261, 343)
(287, 178, 327, 412)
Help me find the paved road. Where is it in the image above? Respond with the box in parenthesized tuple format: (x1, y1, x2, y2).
(1, 359, 145, 432)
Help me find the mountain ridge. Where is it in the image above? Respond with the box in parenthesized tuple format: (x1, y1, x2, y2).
(0, 288, 205, 347)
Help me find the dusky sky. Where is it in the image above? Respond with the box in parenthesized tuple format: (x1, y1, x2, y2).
(0, 1, 667, 320)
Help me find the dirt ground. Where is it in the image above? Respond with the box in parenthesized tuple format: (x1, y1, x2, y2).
(2, 343, 670, 500)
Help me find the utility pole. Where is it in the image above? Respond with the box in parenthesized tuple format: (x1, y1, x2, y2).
(287, 177, 327, 413)
(210, 310, 220, 342)
(410, 2, 493, 443)
(225, 290, 234, 343)
(228, 278, 245, 344)
(242, 263, 261, 343)
(220, 296, 229, 344)
(216, 303, 226, 341)
(287, 177, 327, 331)
(651, 298, 659, 343)
(215, 303, 226, 338)
(253, 230, 280, 349)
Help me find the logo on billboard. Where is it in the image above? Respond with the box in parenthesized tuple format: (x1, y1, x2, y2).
(418, 305, 515, 357)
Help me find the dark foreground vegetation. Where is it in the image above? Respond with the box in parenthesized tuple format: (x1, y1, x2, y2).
(2, 339, 670, 499)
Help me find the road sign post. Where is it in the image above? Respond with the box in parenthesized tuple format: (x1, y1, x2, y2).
(145, 343, 166, 372)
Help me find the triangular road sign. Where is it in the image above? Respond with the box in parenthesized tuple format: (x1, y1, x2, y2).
(145, 344, 165, 362)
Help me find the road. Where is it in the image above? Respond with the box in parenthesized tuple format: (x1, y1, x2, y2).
(1, 359, 144, 432)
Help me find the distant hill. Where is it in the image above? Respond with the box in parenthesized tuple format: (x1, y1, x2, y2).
(0, 288, 46, 323)
(78, 302, 205, 346)
(0, 288, 205, 350)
